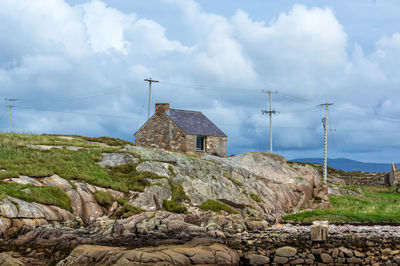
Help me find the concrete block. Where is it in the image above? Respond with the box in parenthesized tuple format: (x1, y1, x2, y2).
(311, 221, 329, 241)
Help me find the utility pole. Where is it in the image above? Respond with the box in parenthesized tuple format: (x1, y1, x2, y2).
(319, 103, 334, 183)
(5, 98, 17, 133)
(144, 78, 159, 120)
(261, 90, 278, 153)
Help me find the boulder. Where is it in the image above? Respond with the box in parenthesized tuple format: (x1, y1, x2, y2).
(74, 183, 103, 224)
(0, 253, 24, 266)
(321, 253, 333, 263)
(58, 243, 239, 266)
(129, 179, 171, 210)
(249, 254, 270, 265)
(276, 246, 297, 257)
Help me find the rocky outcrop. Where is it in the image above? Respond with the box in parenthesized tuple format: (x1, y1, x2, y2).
(57, 242, 239, 266)
(125, 146, 328, 220)
(3, 147, 328, 226)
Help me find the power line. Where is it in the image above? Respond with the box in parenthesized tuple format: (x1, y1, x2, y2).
(17, 88, 123, 103)
(13, 105, 138, 120)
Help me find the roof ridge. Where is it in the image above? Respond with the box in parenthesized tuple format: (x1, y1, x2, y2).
(169, 108, 202, 114)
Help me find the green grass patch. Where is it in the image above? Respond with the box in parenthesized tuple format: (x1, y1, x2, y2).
(168, 165, 176, 177)
(250, 193, 262, 202)
(113, 202, 144, 219)
(283, 186, 400, 223)
(168, 179, 190, 203)
(223, 172, 242, 187)
(108, 163, 164, 192)
(162, 200, 187, 213)
(93, 190, 115, 207)
(0, 181, 71, 211)
(199, 199, 238, 214)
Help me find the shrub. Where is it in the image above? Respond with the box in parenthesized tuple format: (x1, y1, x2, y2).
(198, 199, 237, 214)
(223, 172, 242, 187)
(113, 202, 144, 219)
(162, 200, 187, 213)
(93, 190, 115, 207)
(250, 193, 262, 202)
(170, 182, 190, 203)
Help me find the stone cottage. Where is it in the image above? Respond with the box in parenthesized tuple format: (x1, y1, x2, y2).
(134, 103, 227, 157)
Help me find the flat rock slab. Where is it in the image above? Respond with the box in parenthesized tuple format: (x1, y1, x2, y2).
(6, 176, 43, 187)
(97, 153, 139, 167)
(57, 243, 239, 266)
(0, 252, 24, 266)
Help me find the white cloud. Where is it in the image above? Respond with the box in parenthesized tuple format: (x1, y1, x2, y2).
(0, 0, 399, 162)
(82, 0, 134, 53)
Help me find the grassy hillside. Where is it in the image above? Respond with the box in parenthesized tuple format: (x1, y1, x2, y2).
(0, 133, 161, 210)
(284, 186, 400, 223)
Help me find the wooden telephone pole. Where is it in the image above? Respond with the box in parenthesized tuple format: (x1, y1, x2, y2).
(319, 103, 334, 183)
(262, 90, 278, 153)
(5, 98, 17, 133)
(144, 78, 159, 120)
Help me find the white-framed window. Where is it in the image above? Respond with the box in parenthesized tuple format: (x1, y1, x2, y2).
(196, 136, 205, 151)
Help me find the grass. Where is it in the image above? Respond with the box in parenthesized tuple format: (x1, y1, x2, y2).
(113, 199, 144, 218)
(283, 186, 400, 223)
(0, 181, 71, 211)
(0, 133, 94, 148)
(168, 179, 190, 203)
(168, 165, 176, 177)
(223, 172, 242, 187)
(0, 144, 124, 190)
(108, 163, 164, 192)
(162, 200, 187, 213)
(250, 193, 262, 202)
(93, 190, 115, 207)
(199, 199, 238, 214)
(0, 133, 163, 192)
(163, 179, 189, 213)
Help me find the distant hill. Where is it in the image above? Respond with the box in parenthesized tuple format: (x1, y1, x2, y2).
(291, 158, 395, 173)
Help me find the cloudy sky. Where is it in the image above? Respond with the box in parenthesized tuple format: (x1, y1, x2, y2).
(1, 0, 399, 162)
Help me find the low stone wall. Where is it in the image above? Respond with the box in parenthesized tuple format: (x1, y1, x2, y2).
(336, 173, 387, 186)
(227, 224, 400, 265)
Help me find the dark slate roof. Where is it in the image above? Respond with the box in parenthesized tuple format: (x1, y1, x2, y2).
(166, 109, 227, 137)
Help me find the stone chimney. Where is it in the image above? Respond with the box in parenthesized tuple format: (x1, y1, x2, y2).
(155, 103, 170, 114)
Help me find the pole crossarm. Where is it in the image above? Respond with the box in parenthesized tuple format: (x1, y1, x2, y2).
(144, 78, 159, 120)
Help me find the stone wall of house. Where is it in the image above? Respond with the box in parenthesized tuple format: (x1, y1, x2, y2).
(135, 113, 187, 153)
(185, 135, 227, 157)
(206, 136, 227, 157)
